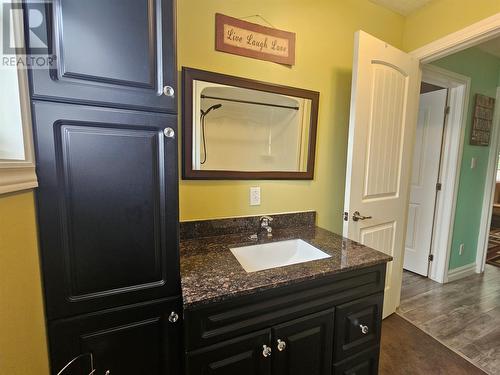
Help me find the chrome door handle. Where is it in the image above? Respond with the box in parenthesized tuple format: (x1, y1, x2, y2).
(359, 324, 369, 334)
(276, 339, 286, 351)
(262, 345, 272, 358)
(352, 211, 372, 222)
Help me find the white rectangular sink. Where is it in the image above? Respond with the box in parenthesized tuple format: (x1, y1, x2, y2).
(230, 239, 330, 273)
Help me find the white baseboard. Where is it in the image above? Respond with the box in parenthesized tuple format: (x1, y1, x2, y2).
(446, 263, 477, 282)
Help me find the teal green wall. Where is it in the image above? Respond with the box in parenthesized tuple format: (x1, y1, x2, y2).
(431, 48, 500, 270)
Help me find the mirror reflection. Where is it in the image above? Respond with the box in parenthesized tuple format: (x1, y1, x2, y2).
(193, 82, 312, 172)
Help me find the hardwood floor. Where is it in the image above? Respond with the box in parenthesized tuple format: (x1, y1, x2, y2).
(398, 265, 500, 375)
(380, 314, 486, 375)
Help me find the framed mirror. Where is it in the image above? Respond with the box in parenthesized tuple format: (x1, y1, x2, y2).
(182, 68, 319, 180)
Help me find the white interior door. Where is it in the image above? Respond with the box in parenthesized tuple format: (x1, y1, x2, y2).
(343, 31, 420, 318)
(404, 89, 447, 276)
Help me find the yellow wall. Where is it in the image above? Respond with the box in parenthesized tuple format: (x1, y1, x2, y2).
(0, 191, 50, 375)
(2, 2, 500, 374)
(177, 0, 405, 232)
(403, 0, 500, 51)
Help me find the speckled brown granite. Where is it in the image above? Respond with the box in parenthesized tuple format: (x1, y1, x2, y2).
(180, 211, 316, 240)
(180, 224, 392, 309)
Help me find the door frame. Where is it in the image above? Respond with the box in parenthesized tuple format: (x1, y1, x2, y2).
(417, 65, 470, 283)
(405, 13, 500, 283)
(476, 87, 500, 273)
(411, 14, 500, 64)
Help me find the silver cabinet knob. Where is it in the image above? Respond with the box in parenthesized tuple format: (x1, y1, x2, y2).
(262, 345, 272, 358)
(163, 85, 175, 97)
(163, 127, 175, 138)
(168, 311, 179, 323)
(277, 339, 286, 351)
(104, 371, 110, 375)
(352, 211, 372, 222)
(359, 324, 369, 334)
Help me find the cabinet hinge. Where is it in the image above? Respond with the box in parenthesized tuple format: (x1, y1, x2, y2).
(428, 254, 434, 262)
(343, 212, 349, 221)
(436, 182, 442, 191)
(445, 106, 451, 115)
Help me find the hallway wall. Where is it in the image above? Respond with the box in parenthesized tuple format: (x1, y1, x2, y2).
(431, 47, 500, 270)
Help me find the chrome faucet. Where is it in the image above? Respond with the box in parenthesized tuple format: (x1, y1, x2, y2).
(259, 215, 274, 237)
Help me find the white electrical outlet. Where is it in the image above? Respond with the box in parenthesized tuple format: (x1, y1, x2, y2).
(250, 186, 261, 206)
(459, 243, 464, 255)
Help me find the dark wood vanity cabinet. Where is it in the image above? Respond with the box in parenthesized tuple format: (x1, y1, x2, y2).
(24, 0, 177, 114)
(26, 1, 181, 374)
(32, 101, 182, 374)
(184, 265, 386, 375)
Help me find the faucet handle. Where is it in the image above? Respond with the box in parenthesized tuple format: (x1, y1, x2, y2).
(259, 216, 273, 237)
(260, 215, 274, 224)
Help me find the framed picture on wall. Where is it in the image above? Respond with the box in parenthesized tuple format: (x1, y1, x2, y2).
(470, 94, 495, 146)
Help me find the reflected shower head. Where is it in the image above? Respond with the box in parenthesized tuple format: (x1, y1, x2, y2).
(201, 103, 222, 116)
(199, 103, 222, 166)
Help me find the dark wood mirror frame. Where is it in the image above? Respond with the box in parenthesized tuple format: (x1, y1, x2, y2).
(182, 67, 320, 180)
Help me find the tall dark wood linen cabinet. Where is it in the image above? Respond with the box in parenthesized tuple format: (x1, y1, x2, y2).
(24, 1, 182, 374)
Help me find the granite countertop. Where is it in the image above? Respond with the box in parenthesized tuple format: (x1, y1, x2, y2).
(180, 225, 392, 309)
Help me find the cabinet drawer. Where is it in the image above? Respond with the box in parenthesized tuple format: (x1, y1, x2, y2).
(185, 265, 386, 350)
(185, 330, 272, 375)
(333, 347, 380, 375)
(49, 297, 182, 375)
(334, 293, 383, 361)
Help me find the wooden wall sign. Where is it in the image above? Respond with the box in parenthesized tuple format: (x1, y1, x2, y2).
(470, 94, 495, 146)
(215, 13, 296, 65)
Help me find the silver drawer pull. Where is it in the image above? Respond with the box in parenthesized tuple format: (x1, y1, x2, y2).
(164, 127, 175, 138)
(277, 339, 286, 351)
(262, 345, 272, 358)
(168, 311, 179, 323)
(163, 85, 175, 97)
(359, 324, 369, 334)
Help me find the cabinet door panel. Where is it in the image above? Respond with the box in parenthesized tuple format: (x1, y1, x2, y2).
(24, 0, 176, 113)
(49, 297, 182, 375)
(272, 309, 335, 375)
(333, 347, 380, 375)
(186, 330, 271, 375)
(33, 101, 180, 319)
(334, 293, 383, 361)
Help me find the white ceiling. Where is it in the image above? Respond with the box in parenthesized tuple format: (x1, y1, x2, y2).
(476, 37, 500, 59)
(370, 0, 433, 16)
